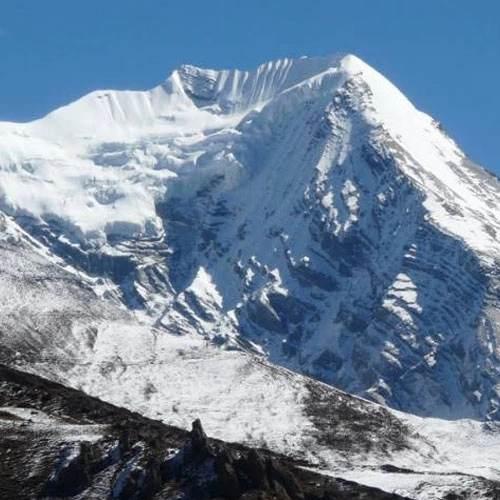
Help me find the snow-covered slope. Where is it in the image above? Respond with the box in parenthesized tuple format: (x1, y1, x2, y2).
(2, 53, 500, 427)
(0, 175, 500, 499)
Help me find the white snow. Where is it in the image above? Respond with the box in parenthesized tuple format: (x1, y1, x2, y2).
(1, 52, 499, 255)
(52, 333, 316, 457)
(329, 412, 500, 499)
(186, 267, 224, 309)
(0, 406, 105, 442)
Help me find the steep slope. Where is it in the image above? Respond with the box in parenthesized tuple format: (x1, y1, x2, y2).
(2, 53, 500, 423)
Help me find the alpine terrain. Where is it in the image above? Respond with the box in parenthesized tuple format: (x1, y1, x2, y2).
(1, 53, 500, 499)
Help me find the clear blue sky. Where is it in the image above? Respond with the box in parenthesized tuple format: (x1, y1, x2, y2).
(0, 0, 499, 172)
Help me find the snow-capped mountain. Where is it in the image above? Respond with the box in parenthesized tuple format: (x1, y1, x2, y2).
(2, 53, 500, 498)
(2, 53, 500, 424)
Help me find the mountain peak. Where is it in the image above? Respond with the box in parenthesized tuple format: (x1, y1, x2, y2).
(172, 53, 351, 112)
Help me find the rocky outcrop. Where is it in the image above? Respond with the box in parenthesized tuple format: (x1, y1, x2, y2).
(163, 419, 305, 500)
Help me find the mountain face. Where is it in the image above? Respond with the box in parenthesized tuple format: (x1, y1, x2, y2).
(1, 54, 500, 423)
(3, 53, 500, 499)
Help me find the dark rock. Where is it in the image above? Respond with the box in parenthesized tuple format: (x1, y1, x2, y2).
(215, 459, 241, 500)
(247, 297, 285, 333)
(270, 479, 293, 500)
(240, 449, 270, 490)
(115, 467, 142, 500)
(380, 464, 414, 474)
(190, 418, 211, 455)
(266, 458, 304, 500)
(140, 458, 163, 498)
(216, 444, 238, 466)
(44, 443, 91, 496)
(288, 260, 337, 291)
(267, 292, 316, 325)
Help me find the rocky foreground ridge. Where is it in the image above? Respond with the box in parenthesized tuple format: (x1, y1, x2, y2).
(0, 364, 410, 500)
